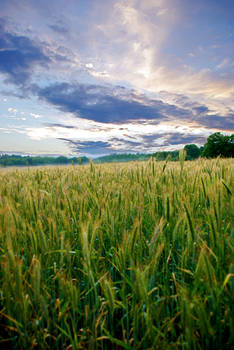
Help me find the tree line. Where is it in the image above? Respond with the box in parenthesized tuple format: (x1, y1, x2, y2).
(0, 132, 233, 166)
(0, 155, 89, 167)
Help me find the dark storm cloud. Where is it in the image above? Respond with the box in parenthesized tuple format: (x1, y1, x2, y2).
(36, 82, 190, 123)
(0, 19, 50, 85)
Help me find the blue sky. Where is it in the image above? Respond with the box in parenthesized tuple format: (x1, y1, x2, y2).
(0, 0, 233, 156)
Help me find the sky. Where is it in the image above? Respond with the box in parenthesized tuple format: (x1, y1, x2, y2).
(0, 0, 233, 157)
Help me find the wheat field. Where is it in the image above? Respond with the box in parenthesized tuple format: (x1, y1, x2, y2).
(0, 158, 233, 349)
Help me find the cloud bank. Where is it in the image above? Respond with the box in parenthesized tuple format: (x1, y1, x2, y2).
(0, 20, 50, 85)
(36, 81, 234, 130)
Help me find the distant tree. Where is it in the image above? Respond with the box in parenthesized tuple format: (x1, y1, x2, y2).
(202, 132, 234, 158)
(94, 153, 151, 164)
(152, 150, 179, 161)
(0, 155, 89, 167)
(184, 144, 201, 160)
(56, 156, 69, 164)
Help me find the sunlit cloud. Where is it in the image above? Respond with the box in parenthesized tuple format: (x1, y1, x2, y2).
(3, 115, 219, 156)
(30, 113, 41, 119)
(8, 107, 18, 113)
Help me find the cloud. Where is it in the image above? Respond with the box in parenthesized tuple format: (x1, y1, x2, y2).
(35, 81, 234, 134)
(158, 90, 234, 131)
(0, 19, 50, 85)
(30, 113, 41, 119)
(48, 19, 69, 34)
(7, 103, 231, 156)
(163, 133, 207, 146)
(45, 123, 76, 129)
(36, 82, 191, 123)
(85, 0, 234, 103)
(58, 130, 209, 156)
(16, 116, 214, 156)
(8, 107, 18, 113)
(198, 114, 234, 130)
(60, 139, 114, 156)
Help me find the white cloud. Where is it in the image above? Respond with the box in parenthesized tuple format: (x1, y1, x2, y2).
(85, 63, 94, 69)
(8, 107, 18, 113)
(17, 117, 213, 150)
(30, 113, 41, 119)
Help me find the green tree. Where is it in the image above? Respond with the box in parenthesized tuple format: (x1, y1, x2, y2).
(202, 132, 234, 158)
(184, 144, 201, 160)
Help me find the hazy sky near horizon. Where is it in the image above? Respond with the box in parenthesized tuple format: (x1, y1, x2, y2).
(0, 0, 233, 156)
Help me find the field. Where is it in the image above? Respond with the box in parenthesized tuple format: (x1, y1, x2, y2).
(0, 158, 233, 349)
